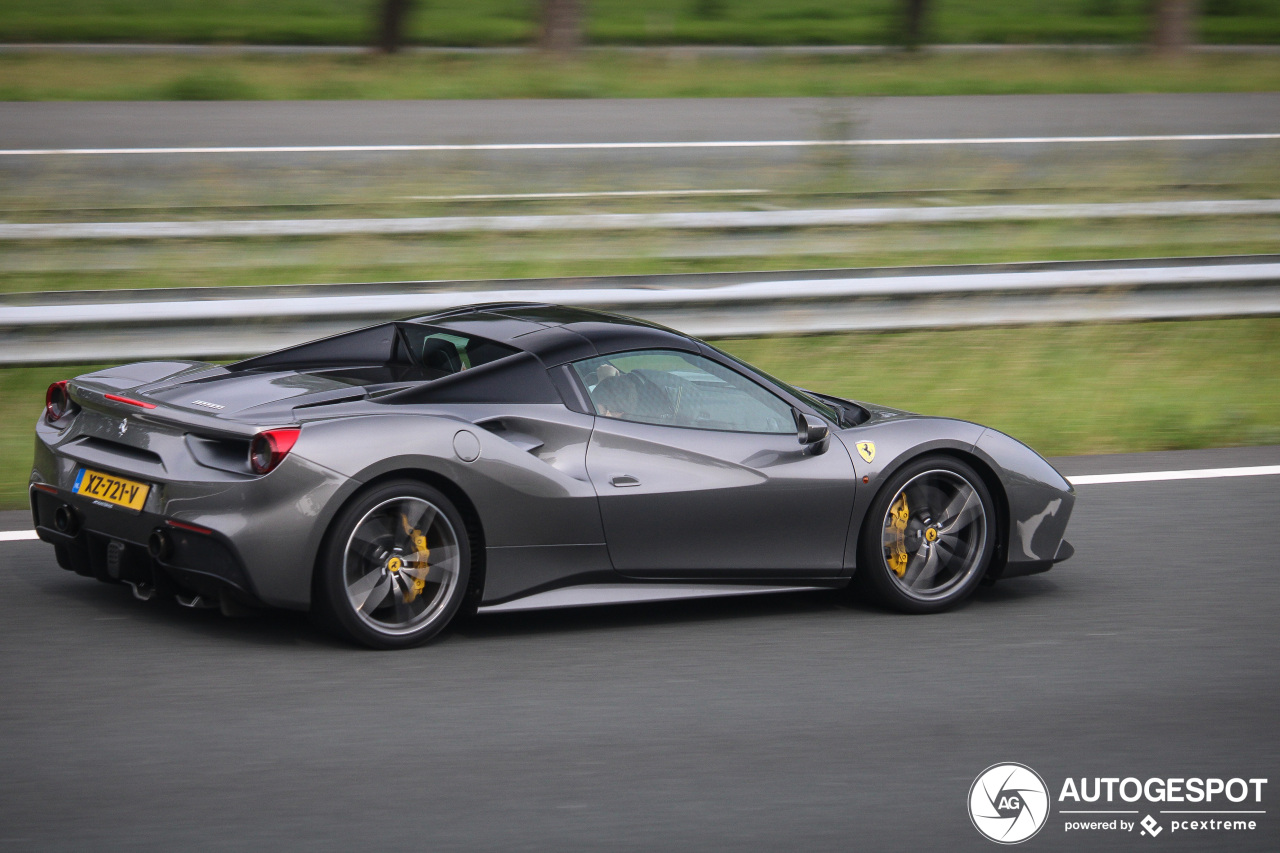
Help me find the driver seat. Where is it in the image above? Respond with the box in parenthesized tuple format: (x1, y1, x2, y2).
(420, 339, 463, 375)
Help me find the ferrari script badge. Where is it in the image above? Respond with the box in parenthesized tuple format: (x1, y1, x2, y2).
(856, 441, 875, 463)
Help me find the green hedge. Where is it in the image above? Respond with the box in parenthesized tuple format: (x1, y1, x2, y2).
(2, 0, 1279, 46)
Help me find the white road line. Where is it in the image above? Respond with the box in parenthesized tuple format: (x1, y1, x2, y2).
(1, 133, 1278, 157)
(1, 465, 1275, 545)
(402, 189, 766, 201)
(1067, 464, 1280, 485)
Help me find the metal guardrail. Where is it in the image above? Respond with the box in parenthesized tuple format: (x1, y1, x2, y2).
(4, 200, 1279, 240)
(1, 255, 1277, 366)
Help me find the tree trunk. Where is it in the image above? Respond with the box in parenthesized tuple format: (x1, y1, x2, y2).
(901, 0, 929, 49)
(378, 0, 412, 54)
(541, 0, 583, 54)
(1151, 0, 1196, 54)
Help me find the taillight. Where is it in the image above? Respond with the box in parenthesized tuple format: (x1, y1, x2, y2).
(45, 380, 73, 423)
(249, 428, 301, 475)
(103, 393, 156, 409)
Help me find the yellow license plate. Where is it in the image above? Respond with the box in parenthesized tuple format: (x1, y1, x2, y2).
(73, 468, 150, 511)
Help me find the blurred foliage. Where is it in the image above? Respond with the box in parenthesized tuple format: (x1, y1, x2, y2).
(2, 51, 1279, 101)
(691, 0, 730, 21)
(160, 68, 258, 100)
(1, 0, 1279, 45)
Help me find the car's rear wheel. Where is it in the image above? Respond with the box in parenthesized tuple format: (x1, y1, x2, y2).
(854, 455, 995, 613)
(315, 480, 471, 649)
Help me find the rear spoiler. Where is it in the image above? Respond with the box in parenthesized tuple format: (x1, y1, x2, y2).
(69, 377, 266, 441)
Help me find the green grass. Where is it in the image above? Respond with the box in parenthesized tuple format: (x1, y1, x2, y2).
(1, 50, 1279, 101)
(720, 318, 1280, 456)
(5, 317, 1278, 508)
(1, 0, 1279, 45)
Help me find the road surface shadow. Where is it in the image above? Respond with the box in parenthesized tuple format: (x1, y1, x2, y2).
(455, 576, 1058, 640)
(33, 568, 1060, 649)
(33, 572, 344, 649)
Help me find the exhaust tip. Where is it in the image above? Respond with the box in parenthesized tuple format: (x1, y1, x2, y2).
(147, 529, 172, 561)
(53, 504, 78, 534)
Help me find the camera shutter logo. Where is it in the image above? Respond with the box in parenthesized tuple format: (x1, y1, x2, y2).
(969, 763, 1050, 844)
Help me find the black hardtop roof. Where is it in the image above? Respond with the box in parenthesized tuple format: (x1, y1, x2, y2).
(232, 303, 702, 375)
(410, 302, 700, 365)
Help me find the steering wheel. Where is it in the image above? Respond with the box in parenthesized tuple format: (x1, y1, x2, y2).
(652, 371, 700, 425)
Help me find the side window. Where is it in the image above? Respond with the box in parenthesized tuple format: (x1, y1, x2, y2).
(572, 350, 794, 434)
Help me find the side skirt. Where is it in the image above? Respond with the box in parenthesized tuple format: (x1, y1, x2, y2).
(476, 583, 832, 614)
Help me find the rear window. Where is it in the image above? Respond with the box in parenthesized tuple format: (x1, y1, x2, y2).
(393, 325, 518, 379)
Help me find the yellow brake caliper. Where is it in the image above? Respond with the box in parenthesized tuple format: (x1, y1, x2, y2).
(887, 493, 910, 578)
(399, 513, 431, 603)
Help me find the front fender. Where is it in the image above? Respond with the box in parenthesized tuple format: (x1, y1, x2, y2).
(835, 415, 988, 572)
(971, 429, 1075, 570)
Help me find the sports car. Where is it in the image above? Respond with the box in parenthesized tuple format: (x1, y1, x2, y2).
(31, 303, 1075, 648)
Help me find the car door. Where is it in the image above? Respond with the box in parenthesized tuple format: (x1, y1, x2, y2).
(573, 349, 856, 578)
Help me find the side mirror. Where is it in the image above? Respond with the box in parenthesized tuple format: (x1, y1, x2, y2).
(795, 410, 830, 453)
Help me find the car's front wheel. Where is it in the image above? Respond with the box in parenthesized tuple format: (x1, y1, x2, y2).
(854, 455, 995, 613)
(315, 480, 471, 649)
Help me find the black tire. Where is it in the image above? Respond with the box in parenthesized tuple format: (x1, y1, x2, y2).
(314, 480, 472, 649)
(854, 455, 996, 614)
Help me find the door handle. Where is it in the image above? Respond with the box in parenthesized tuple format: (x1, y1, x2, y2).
(610, 475, 641, 487)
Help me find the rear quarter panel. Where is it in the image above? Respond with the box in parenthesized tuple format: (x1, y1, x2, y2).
(284, 405, 609, 606)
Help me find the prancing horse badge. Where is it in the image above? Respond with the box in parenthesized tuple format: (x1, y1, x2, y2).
(856, 441, 875, 463)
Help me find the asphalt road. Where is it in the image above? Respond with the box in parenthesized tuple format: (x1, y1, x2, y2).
(3, 93, 1278, 150)
(0, 446, 1277, 851)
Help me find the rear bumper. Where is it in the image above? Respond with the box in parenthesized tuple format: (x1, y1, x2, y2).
(31, 485, 260, 604)
(30, 427, 353, 609)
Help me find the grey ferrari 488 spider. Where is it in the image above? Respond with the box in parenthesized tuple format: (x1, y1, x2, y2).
(31, 303, 1074, 648)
